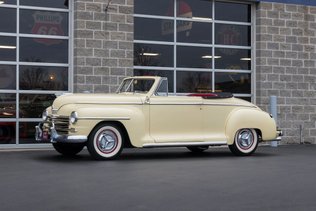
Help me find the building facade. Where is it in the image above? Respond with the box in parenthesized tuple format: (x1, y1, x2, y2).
(0, 0, 315, 147)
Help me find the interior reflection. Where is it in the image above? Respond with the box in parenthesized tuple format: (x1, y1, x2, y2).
(19, 66, 68, 91)
(19, 94, 55, 118)
(0, 94, 16, 118)
(177, 71, 212, 93)
(215, 72, 251, 94)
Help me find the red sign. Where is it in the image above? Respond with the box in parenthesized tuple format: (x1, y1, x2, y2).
(32, 11, 65, 45)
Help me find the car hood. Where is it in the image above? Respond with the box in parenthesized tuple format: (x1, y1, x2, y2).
(52, 93, 144, 110)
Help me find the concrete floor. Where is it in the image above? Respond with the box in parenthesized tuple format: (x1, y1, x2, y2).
(0, 145, 315, 211)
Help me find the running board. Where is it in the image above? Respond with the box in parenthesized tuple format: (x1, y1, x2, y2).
(143, 141, 227, 148)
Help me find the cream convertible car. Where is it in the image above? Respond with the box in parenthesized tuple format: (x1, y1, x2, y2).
(36, 76, 282, 160)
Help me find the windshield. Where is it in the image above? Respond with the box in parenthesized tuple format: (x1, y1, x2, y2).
(117, 78, 155, 94)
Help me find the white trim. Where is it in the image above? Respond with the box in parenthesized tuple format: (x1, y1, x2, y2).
(133, 14, 174, 20)
(19, 34, 69, 39)
(134, 40, 174, 45)
(18, 5, 70, 12)
(0, 144, 52, 149)
(0, 32, 17, 36)
(143, 141, 227, 148)
(214, 20, 251, 26)
(134, 66, 174, 71)
(18, 62, 69, 67)
(251, 3, 256, 104)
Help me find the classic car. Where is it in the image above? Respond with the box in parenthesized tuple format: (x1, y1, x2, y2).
(35, 76, 282, 160)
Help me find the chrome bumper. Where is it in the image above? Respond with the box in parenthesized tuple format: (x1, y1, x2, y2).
(35, 123, 87, 143)
(276, 129, 283, 141)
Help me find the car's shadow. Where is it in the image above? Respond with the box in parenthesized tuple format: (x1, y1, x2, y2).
(34, 147, 276, 163)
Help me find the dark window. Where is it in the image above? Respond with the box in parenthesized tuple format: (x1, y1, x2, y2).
(215, 24, 251, 46)
(135, 0, 174, 17)
(134, 69, 174, 92)
(20, 0, 68, 9)
(215, 48, 251, 70)
(177, 71, 212, 93)
(20, 38, 68, 63)
(215, 1, 251, 22)
(20, 10, 68, 36)
(0, 122, 16, 144)
(0, 8, 16, 33)
(215, 72, 251, 94)
(20, 66, 68, 91)
(177, 46, 212, 68)
(19, 94, 55, 118)
(176, 0, 212, 20)
(177, 21, 212, 44)
(134, 43, 173, 67)
(134, 17, 174, 42)
(0, 65, 16, 90)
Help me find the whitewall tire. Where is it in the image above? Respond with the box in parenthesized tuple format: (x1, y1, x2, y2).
(229, 128, 258, 156)
(87, 123, 124, 160)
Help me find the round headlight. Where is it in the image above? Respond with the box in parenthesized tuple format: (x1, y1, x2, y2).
(42, 110, 48, 121)
(70, 111, 78, 124)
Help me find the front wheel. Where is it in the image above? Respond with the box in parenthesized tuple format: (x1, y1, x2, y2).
(229, 128, 258, 156)
(87, 123, 124, 160)
(53, 143, 85, 156)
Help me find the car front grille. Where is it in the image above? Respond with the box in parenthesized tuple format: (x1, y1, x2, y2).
(52, 116, 69, 135)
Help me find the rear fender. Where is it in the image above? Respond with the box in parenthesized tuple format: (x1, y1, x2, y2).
(225, 108, 277, 145)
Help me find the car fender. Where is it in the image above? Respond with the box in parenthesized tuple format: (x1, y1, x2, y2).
(59, 104, 151, 147)
(225, 108, 277, 145)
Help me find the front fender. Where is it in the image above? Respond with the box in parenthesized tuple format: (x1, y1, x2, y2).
(225, 108, 277, 145)
(59, 104, 151, 147)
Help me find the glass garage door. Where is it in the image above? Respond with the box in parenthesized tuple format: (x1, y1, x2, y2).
(0, 0, 71, 146)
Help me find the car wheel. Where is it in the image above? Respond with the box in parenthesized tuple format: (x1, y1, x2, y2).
(187, 146, 209, 153)
(53, 143, 85, 156)
(229, 128, 258, 156)
(87, 123, 124, 160)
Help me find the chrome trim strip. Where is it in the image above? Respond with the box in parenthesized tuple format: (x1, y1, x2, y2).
(78, 117, 130, 120)
(76, 102, 143, 105)
(203, 103, 257, 108)
(150, 102, 202, 105)
(149, 102, 256, 108)
(143, 141, 227, 148)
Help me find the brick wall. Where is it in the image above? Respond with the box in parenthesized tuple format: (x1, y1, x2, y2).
(73, 0, 133, 93)
(256, 2, 316, 144)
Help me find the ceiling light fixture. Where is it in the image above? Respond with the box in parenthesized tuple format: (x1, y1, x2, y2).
(0, 45, 17, 49)
(140, 53, 160, 56)
(0, 1, 4, 4)
(192, 17, 212, 21)
(202, 55, 221, 59)
(240, 58, 251, 61)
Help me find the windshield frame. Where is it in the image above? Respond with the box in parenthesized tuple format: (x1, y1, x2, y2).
(116, 78, 156, 94)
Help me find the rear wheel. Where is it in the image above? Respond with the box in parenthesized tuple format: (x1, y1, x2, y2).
(87, 123, 124, 160)
(187, 146, 209, 153)
(53, 143, 85, 156)
(229, 128, 258, 156)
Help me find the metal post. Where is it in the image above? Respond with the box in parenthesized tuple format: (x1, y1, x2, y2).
(269, 96, 278, 147)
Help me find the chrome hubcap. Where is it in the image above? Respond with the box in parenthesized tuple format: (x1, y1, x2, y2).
(237, 129, 254, 149)
(97, 130, 117, 153)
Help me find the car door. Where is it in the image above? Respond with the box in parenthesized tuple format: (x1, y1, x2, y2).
(202, 98, 235, 143)
(149, 95, 203, 143)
